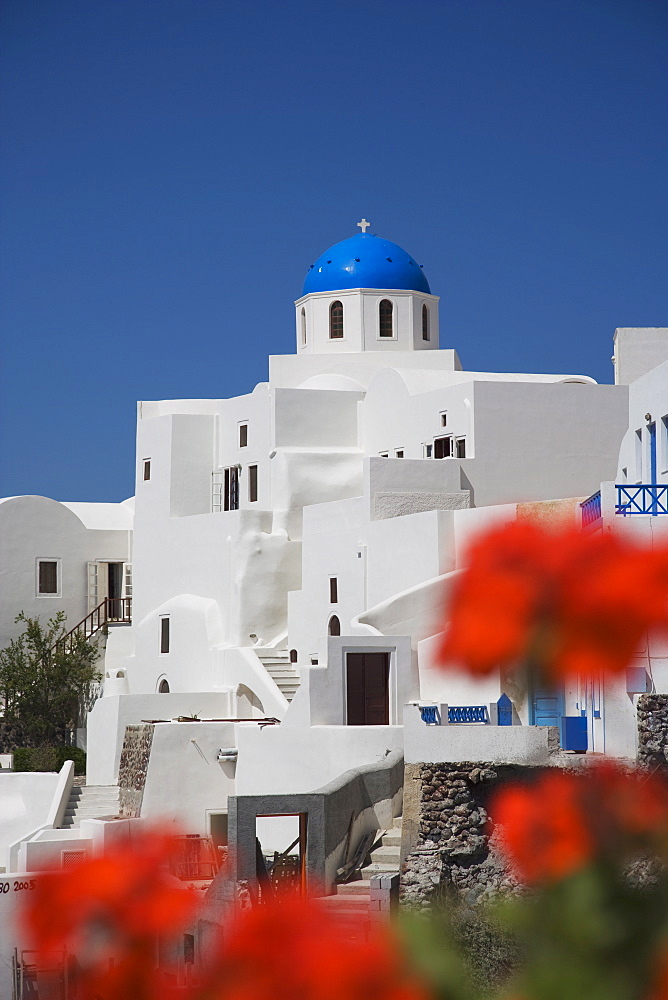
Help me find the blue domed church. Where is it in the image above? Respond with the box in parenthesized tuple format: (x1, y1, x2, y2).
(295, 223, 440, 354)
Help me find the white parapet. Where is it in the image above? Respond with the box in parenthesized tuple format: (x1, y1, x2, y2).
(403, 704, 556, 765)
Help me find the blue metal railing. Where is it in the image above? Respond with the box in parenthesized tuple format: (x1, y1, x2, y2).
(419, 705, 441, 725)
(448, 705, 489, 724)
(580, 490, 602, 527)
(616, 484, 668, 517)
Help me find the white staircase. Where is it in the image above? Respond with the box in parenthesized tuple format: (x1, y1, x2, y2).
(256, 649, 301, 702)
(59, 785, 120, 829)
(317, 817, 402, 917)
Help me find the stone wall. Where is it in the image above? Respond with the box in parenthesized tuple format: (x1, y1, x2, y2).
(401, 762, 523, 910)
(118, 724, 154, 817)
(637, 695, 668, 768)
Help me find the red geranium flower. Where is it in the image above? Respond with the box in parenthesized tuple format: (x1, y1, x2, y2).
(493, 762, 668, 885)
(493, 770, 594, 884)
(199, 895, 434, 1000)
(439, 520, 668, 682)
(22, 830, 198, 1000)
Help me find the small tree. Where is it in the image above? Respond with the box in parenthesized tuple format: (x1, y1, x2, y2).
(0, 612, 102, 745)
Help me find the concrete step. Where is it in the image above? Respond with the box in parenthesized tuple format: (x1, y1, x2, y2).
(316, 895, 370, 912)
(369, 845, 400, 864)
(361, 862, 400, 876)
(59, 786, 119, 829)
(336, 879, 373, 896)
(381, 831, 401, 848)
(258, 653, 301, 702)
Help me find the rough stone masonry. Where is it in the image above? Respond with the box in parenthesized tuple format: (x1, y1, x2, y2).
(637, 694, 668, 769)
(400, 761, 524, 910)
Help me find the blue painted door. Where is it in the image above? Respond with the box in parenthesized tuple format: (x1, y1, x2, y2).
(530, 683, 564, 746)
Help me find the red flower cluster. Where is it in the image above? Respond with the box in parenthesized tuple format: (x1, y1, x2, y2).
(23, 831, 199, 1000)
(438, 520, 668, 682)
(202, 895, 433, 1000)
(493, 770, 594, 884)
(493, 762, 668, 885)
(22, 831, 433, 1000)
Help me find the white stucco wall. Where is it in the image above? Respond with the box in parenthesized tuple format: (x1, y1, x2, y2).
(294, 288, 440, 355)
(403, 705, 555, 764)
(613, 327, 668, 386)
(616, 358, 668, 485)
(139, 722, 238, 835)
(86, 692, 236, 785)
(0, 772, 61, 867)
(234, 721, 404, 796)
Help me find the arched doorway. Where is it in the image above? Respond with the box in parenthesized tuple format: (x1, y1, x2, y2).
(328, 615, 340, 636)
(158, 678, 170, 693)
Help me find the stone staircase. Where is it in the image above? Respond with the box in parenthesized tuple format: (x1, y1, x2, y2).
(316, 816, 402, 917)
(256, 649, 301, 702)
(59, 785, 120, 829)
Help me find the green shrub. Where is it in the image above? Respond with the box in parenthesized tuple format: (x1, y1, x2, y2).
(12, 745, 86, 775)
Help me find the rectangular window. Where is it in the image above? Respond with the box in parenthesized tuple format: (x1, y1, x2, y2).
(424, 443, 433, 458)
(379, 451, 389, 458)
(455, 437, 466, 458)
(38, 560, 58, 594)
(433, 436, 452, 459)
(329, 577, 338, 603)
(239, 424, 248, 448)
(248, 464, 258, 502)
(160, 617, 170, 654)
(224, 467, 239, 510)
(143, 459, 151, 481)
(395, 449, 404, 458)
(440, 412, 447, 427)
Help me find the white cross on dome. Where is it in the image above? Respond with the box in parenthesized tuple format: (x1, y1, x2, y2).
(356, 218, 370, 233)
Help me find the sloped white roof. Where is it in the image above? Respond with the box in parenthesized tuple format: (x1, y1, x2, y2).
(60, 501, 134, 530)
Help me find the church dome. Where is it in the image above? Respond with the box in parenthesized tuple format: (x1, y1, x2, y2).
(302, 232, 431, 296)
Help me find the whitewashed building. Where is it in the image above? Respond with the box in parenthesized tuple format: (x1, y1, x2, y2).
(0, 496, 133, 649)
(2, 226, 666, 889)
(81, 225, 638, 786)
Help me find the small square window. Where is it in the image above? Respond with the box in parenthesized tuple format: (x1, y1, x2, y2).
(395, 449, 404, 458)
(38, 560, 58, 594)
(379, 452, 389, 458)
(239, 424, 248, 448)
(329, 577, 338, 603)
(160, 617, 170, 654)
(143, 459, 151, 481)
(248, 464, 258, 502)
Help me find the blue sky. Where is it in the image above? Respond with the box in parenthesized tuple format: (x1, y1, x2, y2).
(1, 0, 666, 502)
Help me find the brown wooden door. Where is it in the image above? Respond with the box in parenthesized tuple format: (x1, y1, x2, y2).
(346, 653, 390, 725)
